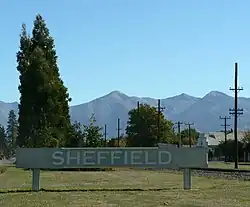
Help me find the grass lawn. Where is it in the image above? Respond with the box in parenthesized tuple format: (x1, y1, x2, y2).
(1, 167, 250, 206)
(208, 161, 250, 170)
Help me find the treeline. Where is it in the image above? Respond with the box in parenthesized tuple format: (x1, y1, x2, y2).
(0, 103, 200, 158)
(0, 110, 18, 158)
(215, 132, 250, 161)
(0, 14, 200, 156)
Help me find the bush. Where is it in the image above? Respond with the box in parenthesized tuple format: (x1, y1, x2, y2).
(0, 166, 7, 174)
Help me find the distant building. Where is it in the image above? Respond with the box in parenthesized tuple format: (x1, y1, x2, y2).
(204, 131, 245, 147)
(158, 131, 246, 152)
(196, 133, 208, 149)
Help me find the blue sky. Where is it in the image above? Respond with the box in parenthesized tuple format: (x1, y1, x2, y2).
(1, 0, 250, 105)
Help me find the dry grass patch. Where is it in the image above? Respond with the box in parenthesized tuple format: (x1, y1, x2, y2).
(0, 167, 250, 206)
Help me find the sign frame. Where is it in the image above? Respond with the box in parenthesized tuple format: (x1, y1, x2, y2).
(16, 147, 208, 191)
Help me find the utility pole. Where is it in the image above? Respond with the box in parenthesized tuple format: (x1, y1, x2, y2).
(185, 122, 194, 148)
(229, 62, 243, 169)
(137, 101, 142, 147)
(219, 116, 231, 162)
(174, 121, 184, 148)
(104, 124, 107, 147)
(117, 118, 122, 147)
(157, 99, 165, 144)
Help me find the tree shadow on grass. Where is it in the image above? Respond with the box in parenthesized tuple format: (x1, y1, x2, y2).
(0, 187, 181, 194)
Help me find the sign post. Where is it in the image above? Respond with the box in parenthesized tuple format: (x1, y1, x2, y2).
(32, 169, 40, 191)
(183, 168, 192, 189)
(16, 147, 208, 191)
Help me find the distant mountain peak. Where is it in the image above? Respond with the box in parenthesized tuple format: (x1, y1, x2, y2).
(2, 90, 250, 136)
(170, 93, 197, 100)
(179, 93, 193, 98)
(108, 90, 125, 96)
(104, 90, 129, 100)
(204, 91, 229, 97)
(109, 90, 122, 94)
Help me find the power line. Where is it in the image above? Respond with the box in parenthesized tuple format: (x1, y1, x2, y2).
(229, 62, 243, 169)
(157, 99, 165, 144)
(219, 116, 231, 162)
(117, 118, 122, 147)
(137, 101, 142, 147)
(104, 124, 107, 147)
(137, 101, 140, 114)
(185, 122, 194, 148)
(174, 121, 184, 148)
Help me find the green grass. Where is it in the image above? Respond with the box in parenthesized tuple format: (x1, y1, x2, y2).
(208, 162, 250, 170)
(1, 167, 250, 206)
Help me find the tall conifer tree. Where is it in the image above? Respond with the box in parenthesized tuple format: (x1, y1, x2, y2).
(6, 110, 18, 151)
(17, 14, 71, 147)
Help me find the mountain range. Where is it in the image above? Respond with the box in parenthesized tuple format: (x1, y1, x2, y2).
(1, 90, 250, 137)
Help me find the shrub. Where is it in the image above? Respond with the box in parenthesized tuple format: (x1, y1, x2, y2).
(0, 166, 7, 174)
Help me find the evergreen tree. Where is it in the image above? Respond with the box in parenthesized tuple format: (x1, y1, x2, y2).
(6, 110, 18, 152)
(67, 122, 86, 147)
(16, 24, 33, 147)
(17, 14, 71, 147)
(0, 125, 8, 158)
